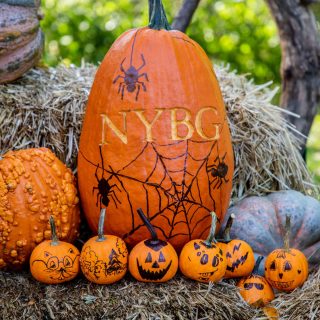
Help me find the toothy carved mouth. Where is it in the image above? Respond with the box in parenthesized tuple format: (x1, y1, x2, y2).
(137, 259, 172, 281)
(268, 280, 294, 289)
(198, 270, 217, 281)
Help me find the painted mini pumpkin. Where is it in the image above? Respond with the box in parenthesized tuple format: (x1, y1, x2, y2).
(265, 216, 308, 292)
(237, 256, 274, 306)
(179, 212, 227, 283)
(30, 216, 80, 284)
(78, 0, 234, 251)
(218, 214, 255, 278)
(129, 209, 178, 282)
(0, 148, 80, 270)
(80, 208, 128, 284)
(0, 1, 44, 83)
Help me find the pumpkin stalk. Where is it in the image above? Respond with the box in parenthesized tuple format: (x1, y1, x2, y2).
(283, 215, 291, 252)
(97, 208, 106, 242)
(203, 212, 217, 248)
(222, 213, 235, 242)
(49, 216, 59, 246)
(253, 256, 264, 274)
(148, 0, 171, 31)
(137, 208, 158, 241)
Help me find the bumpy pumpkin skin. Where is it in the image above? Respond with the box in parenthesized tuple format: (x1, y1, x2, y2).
(0, 148, 80, 269)
(129, 239, 178, 282)
(80, 235, 128, 284)
(265, 248, 308, 292)
(219, 240, 255, 278)
(0, 2, 44, 84)
(220, 190, 320, 271)
(179, 240, 226, 283)
(78, 5, 234, 251)
(238, 274, 274, 305)
(30, 240, 80, 284)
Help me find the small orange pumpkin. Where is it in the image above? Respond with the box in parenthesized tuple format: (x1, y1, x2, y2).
(237, 256, 275, 306)
(30, 216, 80, 284)
(265, 215, 308, 292)
(179, 212, 227, 283)
(80, 208, 128, 284)
(218, 214, 255, 278)
(128, 208, 178, 282)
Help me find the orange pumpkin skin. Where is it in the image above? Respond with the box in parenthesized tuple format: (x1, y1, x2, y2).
(129, 239, 178, 283)
(0, 148, 80, 269)
(265, 248, 308, 292)
(238, 275, 274, 305)
(80, 209, 128, 284)
(77, 1, 234, 251)
(30, 217, 80, 284)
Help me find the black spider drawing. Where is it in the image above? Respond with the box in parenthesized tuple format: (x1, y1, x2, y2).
(207, 153, 229, 189)
(113, 31, 149, 101)
(93, 145, 121, 209)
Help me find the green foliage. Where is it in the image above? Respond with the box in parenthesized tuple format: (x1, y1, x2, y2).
(41, 0, 281, 84)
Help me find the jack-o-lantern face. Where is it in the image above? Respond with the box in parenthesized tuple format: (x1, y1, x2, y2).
(265, 249, 308, 292)
(129, 239, 178, 282)
(238, 274, 274, 305)
(179, 240, 227, 283)
(219, 240, 255, 278)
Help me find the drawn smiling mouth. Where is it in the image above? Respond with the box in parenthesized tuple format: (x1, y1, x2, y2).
(137, 259, 172, 281)
(198, 270, 217, 281)
(268, 280, 294, 289)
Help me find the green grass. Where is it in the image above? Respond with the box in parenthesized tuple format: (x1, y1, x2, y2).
(307, 115, 320, 185)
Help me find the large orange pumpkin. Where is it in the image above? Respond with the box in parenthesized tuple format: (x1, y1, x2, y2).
(0, 148, 80, 269)
(78, 0, 234, 250)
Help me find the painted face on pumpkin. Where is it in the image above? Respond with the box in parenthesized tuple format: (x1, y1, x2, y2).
(265, 249, 307, 291)
(32, 248, 79, 281)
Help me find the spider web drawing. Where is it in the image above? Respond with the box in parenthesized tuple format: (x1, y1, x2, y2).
(80, 136, 231, 242)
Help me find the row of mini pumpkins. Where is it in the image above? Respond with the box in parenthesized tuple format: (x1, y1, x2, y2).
(29, 207, 308, 305)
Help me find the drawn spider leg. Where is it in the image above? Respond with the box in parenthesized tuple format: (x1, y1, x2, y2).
(109, 193, 119, 209)
(113, 75, 125, 84)
(121, 84, 125, 100)
(117, 82, 124, 94)
(212, 177, 222, 189)
(137, 54, 146, 70)
(138, 73, 149, 82)
(135, 84, 141, 101)
(120, 57, 126, 73)
(108, 187, 122, 204)
(223, 177, 230, 183)
(137, 80, 147, 91)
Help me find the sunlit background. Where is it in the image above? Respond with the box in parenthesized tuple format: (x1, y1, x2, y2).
(40, 0, 320, 184)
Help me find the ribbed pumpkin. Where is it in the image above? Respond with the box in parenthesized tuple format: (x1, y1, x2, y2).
(78, 0, 234, 251)
(221, 190, 320, 272)
(0, 148, 80, 269)
(0, 0, 44, 84)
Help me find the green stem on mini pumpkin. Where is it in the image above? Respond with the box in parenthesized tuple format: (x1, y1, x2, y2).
(283, 215, 291, 252)
(97, 208, 106, 242)
(222, 213, 235, 242)
(49, 216, 59, 246)
(148, 0, 171, 31)
(253, 256, 264, 274)
(203, 212, 218, 248)
(137, 208, 158, 241)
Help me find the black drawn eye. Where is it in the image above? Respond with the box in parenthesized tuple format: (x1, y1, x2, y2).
(270, 260, 276, 270)
(64, 256, 73, 268)
(47, 257, 59, 270)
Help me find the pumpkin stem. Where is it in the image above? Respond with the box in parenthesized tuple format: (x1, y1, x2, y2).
(97, 208, 106, 242)
(203, 212, 217, 248)
(222, 213, 235, 242)
(148, 0, 171, 31)
(49, 216, 59, 246)
(283, 215, 291, 252)
(253, 256, 264, 274)
(137, 208, 158, 241)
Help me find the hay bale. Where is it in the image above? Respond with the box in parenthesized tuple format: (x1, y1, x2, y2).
(0, 270, 319, 319)
(0, 64, 317, 199)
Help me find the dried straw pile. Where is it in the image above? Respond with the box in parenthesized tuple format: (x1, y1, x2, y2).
(0, 269, 319, 319)
(0, 64, 317, 200)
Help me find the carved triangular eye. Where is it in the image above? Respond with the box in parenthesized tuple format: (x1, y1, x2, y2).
(270, 260, 276, 270)
(145, 252, 152, 263)
(159, 251, 166, 262)
(284, 261, 292, 271)
(194, 242, 200, 250)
